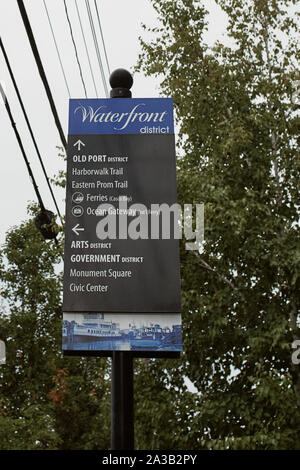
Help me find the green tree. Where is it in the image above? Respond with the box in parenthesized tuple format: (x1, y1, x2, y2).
(135, 0, 300, 449)
(0, 213, 110, 449)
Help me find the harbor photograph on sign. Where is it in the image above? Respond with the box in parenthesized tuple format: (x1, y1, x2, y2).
(63, 313, 182, 353)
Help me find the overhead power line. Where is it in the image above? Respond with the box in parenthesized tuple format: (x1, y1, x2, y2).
(85, 0, 109, 97)
(94, 0, 110, 76)
(0, 36, 62, 220)
(63, 0, 88, 98)
(75, 0, 99, 97)
(43, 0, 71, 98)
(17, 0, 67, 151)
(0, 82, 45, 212)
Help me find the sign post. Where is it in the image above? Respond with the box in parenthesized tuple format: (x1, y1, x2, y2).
(111, 348, 134, 450)
(110, 70, 134, 451)
(62, 69, 182, 449)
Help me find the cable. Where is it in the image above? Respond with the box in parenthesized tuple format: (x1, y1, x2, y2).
(94, 0, 110, 76)
(85, 0, 109, 97)
(75, 0, 99, 97)
(63, 0, 88, 98)
(17, 0, 67, 151)
(43, 0, 71, 98)
(0, 82, 45, 212)
(0, 36, 62, 220)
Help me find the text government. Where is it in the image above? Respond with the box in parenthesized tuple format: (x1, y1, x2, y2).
(70, 254, 144, 263)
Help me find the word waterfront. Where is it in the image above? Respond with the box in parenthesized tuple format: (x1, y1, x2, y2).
(74, 103, 168, 130)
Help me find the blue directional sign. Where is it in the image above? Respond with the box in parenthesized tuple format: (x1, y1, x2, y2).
(63, 98, 182, 356)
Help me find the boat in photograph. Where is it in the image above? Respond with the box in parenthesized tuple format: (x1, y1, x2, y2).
(63, 314, 122, 343)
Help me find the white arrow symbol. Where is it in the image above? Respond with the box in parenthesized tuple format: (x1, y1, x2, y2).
(73, 139, 85, 151)
(72, 224, 85, 236)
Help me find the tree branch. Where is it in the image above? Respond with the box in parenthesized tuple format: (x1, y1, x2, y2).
(193, 253, 244, 300)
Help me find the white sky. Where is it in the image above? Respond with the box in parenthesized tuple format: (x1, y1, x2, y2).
(0, 0, 228, 244)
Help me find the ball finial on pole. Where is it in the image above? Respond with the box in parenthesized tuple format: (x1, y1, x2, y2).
(109, 68, 133, 98)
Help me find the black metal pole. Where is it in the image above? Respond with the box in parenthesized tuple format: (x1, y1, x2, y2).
(111, 352, 134, 449)
(110, 69, 134, 450)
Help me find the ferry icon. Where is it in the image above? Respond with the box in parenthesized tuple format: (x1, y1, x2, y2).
(72, 192, 84, 204)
